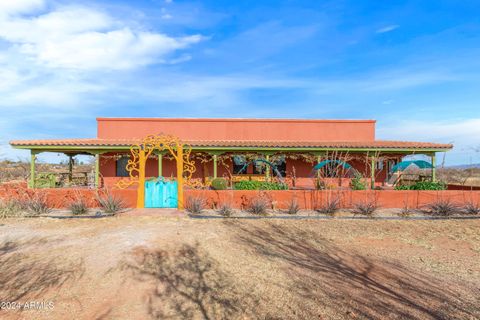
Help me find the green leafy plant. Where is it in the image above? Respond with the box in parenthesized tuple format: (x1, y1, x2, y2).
(234, 180, 288, 190)
(395, 181, 446, 190)
(97, 193, 125, 214)
(217, 202, 234, 217)
(315, 197, 340, 216)
(211, 178, 228, 190)
(248, 197, 269, 215)
(185, 196, 206, 214)
(69, 199, 88, 215)
(350, 173, 366, 190)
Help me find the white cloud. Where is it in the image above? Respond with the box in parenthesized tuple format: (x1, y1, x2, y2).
(0, 0, 45, 16)
(377, 118, 480, 165)
(376, 25, 399, 34)
(0, 2, 204, 70)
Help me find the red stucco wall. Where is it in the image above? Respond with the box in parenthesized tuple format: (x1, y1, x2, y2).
(97, 118, 376, 141)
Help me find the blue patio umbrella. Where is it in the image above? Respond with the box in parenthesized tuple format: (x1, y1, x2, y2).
(313, 160, 353, 171)
(390, 160, 433, 173)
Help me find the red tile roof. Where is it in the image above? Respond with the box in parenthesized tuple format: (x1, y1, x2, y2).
(9, 138, 453, 150)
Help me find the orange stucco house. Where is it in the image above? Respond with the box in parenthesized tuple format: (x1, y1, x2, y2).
(10, 118, 452, 190)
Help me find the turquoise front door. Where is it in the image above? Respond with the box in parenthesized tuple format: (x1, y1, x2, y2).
(145, 179, 178, 208)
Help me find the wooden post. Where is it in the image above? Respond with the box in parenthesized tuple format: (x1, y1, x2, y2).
(95, 154, 100, 189)
(265, 155, 270, 181)
(158, 153, 163, 177)
(431, 153, 436, 182)
(68, 155, 73, 183)
(177, 146, 184, 210)
(213, 154, 218, 179)
(29, 151, 36, 188)
(370, 156, 376, 189)
(136, 150, 146, 209)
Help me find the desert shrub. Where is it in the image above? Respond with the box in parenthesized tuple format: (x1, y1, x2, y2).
(350, 173, 366, 190)
(26, 194, 51, 215)
(464, 201, 480, 215)
(248, 197, 268, 215)
(395, 181, 446, 191)
(315, 197, 340, 216)
(399, 202, 412, 217)
(353, 199, 378, 217)
(234, 180, 288, 190)
(217, 203, 234, 217)
(185, 196, 206, 214)
(285, 198, 300, 215)
(211, 178, 228, 190)
(97, 193, 125, 214)
(426, 199, 458, 216)
(69, 199, 89, 215)
(0, 198, 25, 218)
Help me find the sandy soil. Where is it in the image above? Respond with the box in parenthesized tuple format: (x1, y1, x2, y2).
(1, 214, 479, 320)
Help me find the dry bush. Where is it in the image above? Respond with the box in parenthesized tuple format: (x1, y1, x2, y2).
(248, 197, 268, 215)
(69, 199, 89, 215)
(315, 197, 340, 216)
(185, 196, 206, 214)
(426, 199, 458, 216)
(463, 201, 480, 215)
(25, 193, 51, 215)
(97, 193, 125, 214)
(353, 199, 378, 217)
(217, 203, 234, 217)
(0, 198, 26, 218)
(285, 198, 300, 215)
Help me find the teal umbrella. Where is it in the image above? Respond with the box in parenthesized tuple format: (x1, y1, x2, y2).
(391, 160, 432, 173)
(314, 160, 353, 171)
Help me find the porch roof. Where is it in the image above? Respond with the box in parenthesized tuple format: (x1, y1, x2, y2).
(10, 138, 453, 153)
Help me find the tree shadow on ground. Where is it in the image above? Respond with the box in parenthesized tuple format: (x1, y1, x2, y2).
(126, 242, 253, 320)
(0, 237, 85, 303)
(224, 221, 480, 320)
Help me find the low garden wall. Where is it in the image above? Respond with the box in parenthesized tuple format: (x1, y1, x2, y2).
(1, 182, 480, 209)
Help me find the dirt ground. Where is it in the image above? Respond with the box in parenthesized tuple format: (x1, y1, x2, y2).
(0, 214, 479, 320)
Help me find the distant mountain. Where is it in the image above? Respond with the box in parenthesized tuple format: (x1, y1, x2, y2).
(445, 163, 480, 169)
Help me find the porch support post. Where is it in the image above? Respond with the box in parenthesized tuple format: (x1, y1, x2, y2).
(370, 156, 376, 189)
(177, 146, 184, 210)
(431, 153, 436, 182)
(95, 154, 100, 188)
(68, 154, 73, 183)
(265, 154, 270, 181)
(158, 153, 163, 177)
(29, 150, 36, 188)
(213, 154, 218, 179)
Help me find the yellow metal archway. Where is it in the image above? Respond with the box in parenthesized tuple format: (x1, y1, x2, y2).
(116, 134, 195, 209)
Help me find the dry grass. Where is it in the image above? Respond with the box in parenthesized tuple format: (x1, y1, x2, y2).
(0, 217, 479, 319)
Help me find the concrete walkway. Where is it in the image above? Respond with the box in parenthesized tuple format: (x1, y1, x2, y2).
(118, 208, 186, 218)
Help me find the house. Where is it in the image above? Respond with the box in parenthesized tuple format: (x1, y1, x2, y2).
(10, 118, 452, 191)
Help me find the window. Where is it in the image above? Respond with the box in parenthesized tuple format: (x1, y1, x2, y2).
(116, 156, 130, 177)
(252, 160, 266, 174)
(232, 155, 247, 174)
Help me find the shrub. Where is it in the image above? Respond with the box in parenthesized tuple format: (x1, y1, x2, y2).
(464, 201, 480, 215)
(426, 199, 458, 216)
(97, 193, 125, 214)
(26, 194, 51, 215)
(0, 199, 25, 218)
(353, 199, 378, 217)
(234, 180, 288, 190)
(315, 197, 340, 216)
(395, 181, 446, 191)
(399, 201, 412, 217)
(217, 203, 234, 217)
(248, 197, 268, 215)
(211, 178, 228, 190)
(350, 173, 366, 190)
(185, 196, 205, 214)
(285, 198, 300, 215)
(69, 199, 89, 215)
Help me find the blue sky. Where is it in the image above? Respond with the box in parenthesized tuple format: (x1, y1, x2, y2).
(1, 0, 479, 164)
